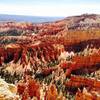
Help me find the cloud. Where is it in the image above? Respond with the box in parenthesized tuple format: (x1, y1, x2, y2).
(0, 3, 100, 16)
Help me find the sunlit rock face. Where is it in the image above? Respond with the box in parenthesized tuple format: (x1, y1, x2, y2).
(0, 78, 19, 100)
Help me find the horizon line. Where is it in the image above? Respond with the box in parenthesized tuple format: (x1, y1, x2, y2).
(0, 13, 99, 18)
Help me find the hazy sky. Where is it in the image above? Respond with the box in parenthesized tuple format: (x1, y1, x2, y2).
(0, 0, 100, 16)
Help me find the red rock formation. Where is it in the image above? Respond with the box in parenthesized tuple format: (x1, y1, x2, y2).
(65, 75, 100, 89)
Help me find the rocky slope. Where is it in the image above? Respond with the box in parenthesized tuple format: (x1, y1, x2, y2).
(0, 14, 100, 100)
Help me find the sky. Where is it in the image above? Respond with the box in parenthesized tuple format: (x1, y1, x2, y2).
(0, 0, 100, 17)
